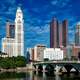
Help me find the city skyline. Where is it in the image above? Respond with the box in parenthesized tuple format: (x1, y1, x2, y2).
(0, 0, 80, 49)
(2, 7, 24, 57)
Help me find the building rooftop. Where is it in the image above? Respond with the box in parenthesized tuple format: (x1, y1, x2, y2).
(17, 7, 22, 13)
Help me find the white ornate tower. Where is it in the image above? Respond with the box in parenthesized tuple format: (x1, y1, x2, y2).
(15, 7, 24, 56)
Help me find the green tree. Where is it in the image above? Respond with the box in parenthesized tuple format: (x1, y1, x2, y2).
(0, 56, 27, 69)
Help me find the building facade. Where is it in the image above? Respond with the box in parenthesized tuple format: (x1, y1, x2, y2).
(15, 7, 24, 56)
(6, 21, 15, 38)
(34, 44, 46, 61)
(50, 18, 59, 48)
(62, 20, 68, 47)
(72, 45, 80, 58)
(75, 22, 80, 46)
(59, 23, 63, 47)
(2, 38, 15, 57)
(27, 48, 34, 61)
(44, 48, 63, 60)
(50, 18, 68, 48)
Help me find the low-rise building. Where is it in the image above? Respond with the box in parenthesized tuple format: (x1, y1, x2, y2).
(66, 45, 80, 59)
(2, 38, 15, 57)
(72, 45, 80, 58)
(44, 48, 63, 60)
(27, 48, 34, 61)
(0, 53, 8, 57)
(34, 44, 46, 61)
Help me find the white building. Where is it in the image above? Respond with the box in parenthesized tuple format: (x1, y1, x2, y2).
(2, 38, 15, 57)
(2, 7, 24, 57)
(44, 48, 63, 60)
(15, 7, 24, 56)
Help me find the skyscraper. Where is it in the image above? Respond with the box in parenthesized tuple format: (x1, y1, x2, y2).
(59, 23, 63, 47)
(50, 18, 59, 48)
(62, 20, 68, 47)
(75, 22, 80, 46)
(6, 21, 15, 38)
(15, 7, 24, 56)
(50, 18, 68, 48)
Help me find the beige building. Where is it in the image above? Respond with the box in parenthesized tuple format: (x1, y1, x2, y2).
(34, 44, 46, 61)
(2, 38, 15, 57)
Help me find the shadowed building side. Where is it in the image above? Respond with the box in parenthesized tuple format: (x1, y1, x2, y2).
(62, 20, 68, 47)
(6, 21, 15, 38)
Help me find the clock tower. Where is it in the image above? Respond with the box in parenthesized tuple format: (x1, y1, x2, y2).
(15, 7, 24, 56)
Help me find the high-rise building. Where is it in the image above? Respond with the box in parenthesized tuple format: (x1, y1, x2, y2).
(15, 7, 24, 56)
(62, 20, 68, 47)
(2, 7, 24, 57)
(50, 18, 59, 48)
(50, 18, 68, 48)
(75, 22, 80, 46)
(59, 23, 63, 47)
(6, 21, 15, 38)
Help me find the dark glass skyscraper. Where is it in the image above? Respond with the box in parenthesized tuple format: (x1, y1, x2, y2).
(6, 21, 15, 38)
(62, 20, 68, 47)
(50, 18, 68, 48)
(50, 18, 59, 48)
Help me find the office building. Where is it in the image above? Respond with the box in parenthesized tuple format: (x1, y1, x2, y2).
(2, 38, 15, 57)
(50, 18, 59, 48)
(6, 21, 15, 38)
(59, 23, 63, 47)
(44, 48, 63, 60)
(75, 22, 80, 46)
(62, 20, 68, 47)
(34, 44, 46, 61)
(50, 18, 68, 48)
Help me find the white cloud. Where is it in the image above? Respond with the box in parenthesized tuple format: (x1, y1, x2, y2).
(51, 0, 58, 5)
(51, 0, 70, 7)
(26, 24, 49, 34)
(68, 29, 74, 34)
(5, 7, 16, 15)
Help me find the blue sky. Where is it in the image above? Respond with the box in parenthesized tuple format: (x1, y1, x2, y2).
(0, 0, 80, 49)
